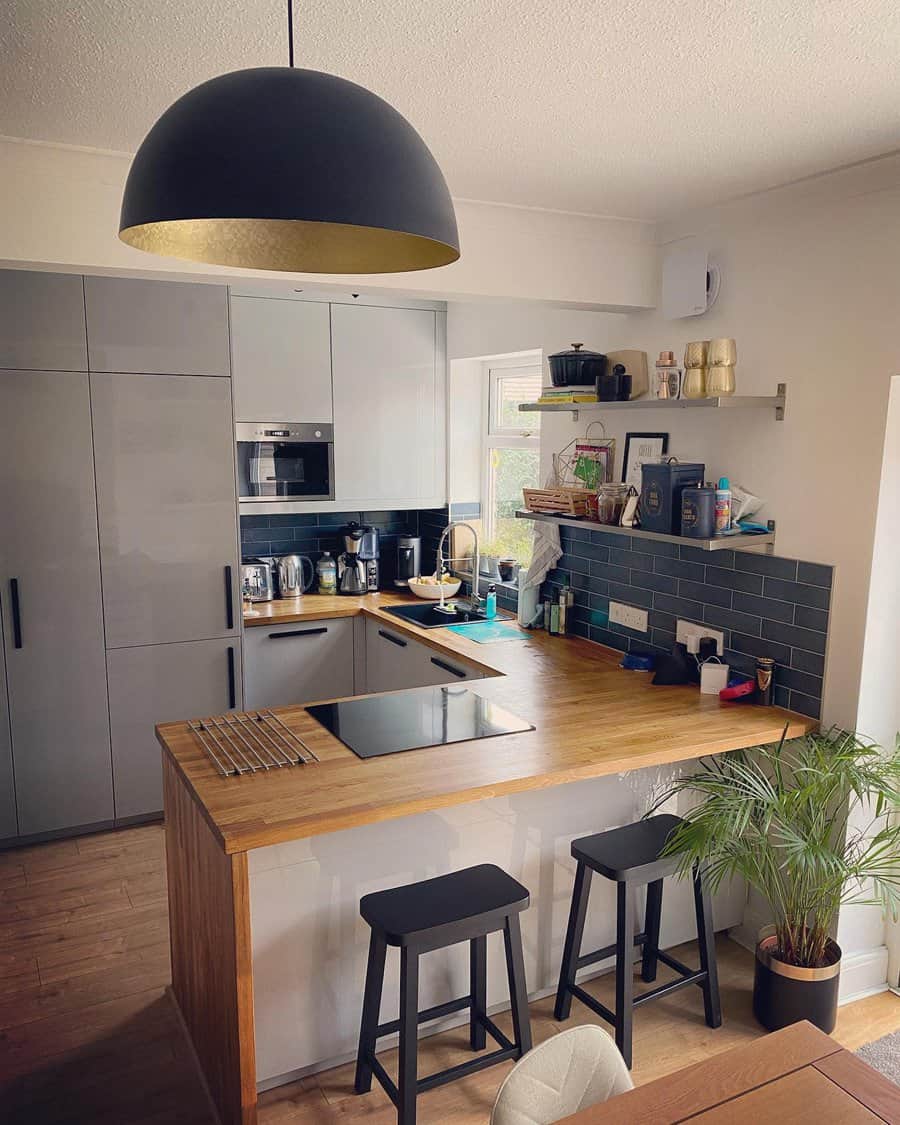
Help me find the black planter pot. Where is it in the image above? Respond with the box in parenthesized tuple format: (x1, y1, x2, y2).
(752, 927, 841, 1034)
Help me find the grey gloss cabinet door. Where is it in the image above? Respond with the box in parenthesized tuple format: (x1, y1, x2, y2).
(230, 297, 333, 423)
(84, 276, 230, 376)
(0, 269, 87, 371)
(243, 619, 354, 710)
(364, 620, 477, 692)
(331, 304, 439, 503)
(0, 369, 113, 836)
(0, 630, 17, 840)
(91, 372, 241, 648)
(107, 638, 241, 819)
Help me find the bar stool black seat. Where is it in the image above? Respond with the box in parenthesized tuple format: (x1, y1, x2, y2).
(355, 864, 532, 1124)
(554, 814, 721, 1068)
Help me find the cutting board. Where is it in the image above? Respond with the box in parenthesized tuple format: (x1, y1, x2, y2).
(446, 621, 529, 644)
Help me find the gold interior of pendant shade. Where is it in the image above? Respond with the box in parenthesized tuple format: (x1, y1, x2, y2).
(119, 217, 460, 274)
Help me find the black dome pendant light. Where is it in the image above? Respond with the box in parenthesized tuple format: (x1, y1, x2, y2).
(119, 1, 459, 273)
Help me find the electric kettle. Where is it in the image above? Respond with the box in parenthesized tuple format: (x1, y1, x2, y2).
(275, 554, 314, 598)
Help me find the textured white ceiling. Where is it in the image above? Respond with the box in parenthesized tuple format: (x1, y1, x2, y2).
(4, 0, 900, 220)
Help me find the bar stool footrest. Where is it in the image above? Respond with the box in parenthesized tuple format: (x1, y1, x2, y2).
(632, 968, 707, 1007)
(417, 1044, 521, 1094)
(475, 1011, 515, 1052)
(568, 983, 616, 1026)
(575, 931, 646, 971)
(655, 949, 695, 978)
(375, 994, 471, 1038)
(362, 1005, 520, 1109)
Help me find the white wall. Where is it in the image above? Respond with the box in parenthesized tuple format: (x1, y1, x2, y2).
(552, 155, 900, 733)
(0, 135, 656, 311)
(601, 158, 900, 997)
(854, 376, 900, 987)
(857, 376, 900, 750)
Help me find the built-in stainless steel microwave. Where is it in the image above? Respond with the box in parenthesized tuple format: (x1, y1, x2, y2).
(236, 422, 334, 503)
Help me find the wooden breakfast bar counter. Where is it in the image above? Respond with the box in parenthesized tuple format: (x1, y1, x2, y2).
(156, 593, 815, 1125)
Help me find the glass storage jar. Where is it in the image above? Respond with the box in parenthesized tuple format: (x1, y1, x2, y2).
(597, 482, 629, 525)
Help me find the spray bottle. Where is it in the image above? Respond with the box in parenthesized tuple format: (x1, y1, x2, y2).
(715, 477, 732, 535)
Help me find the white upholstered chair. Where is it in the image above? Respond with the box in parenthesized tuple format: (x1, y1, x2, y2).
(490, 1025, 633, 1125)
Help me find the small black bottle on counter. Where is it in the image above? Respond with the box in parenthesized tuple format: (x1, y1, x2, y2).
(755, 657, 775, 705)
(614, 363, 632, 401)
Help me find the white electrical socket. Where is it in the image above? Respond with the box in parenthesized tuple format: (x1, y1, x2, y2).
(609, 601, 648, 633)
(676, 619, 724, 656)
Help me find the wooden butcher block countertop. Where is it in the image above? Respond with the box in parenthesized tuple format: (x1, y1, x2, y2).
(156, 592, 816, 853)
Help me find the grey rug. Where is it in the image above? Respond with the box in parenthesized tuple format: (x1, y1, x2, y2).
(857, 1029, 900, 1085)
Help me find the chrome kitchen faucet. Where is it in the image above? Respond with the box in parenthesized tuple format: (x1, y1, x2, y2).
(435, 521, 481, 614)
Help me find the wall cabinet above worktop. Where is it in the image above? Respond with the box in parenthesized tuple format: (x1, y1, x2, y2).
(230, 290, 447, 513)
(84, 276, 230, 377)
(230, 296, 333, 423)
(332, 303, 445, 507)
(0, 270, 88, 371)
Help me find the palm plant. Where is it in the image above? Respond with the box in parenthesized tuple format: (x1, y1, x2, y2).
(651, 726, 900, 968)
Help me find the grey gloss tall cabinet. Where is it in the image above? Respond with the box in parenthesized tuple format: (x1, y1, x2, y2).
(91, 369, 242, 819)
(0, 269, 117, 839)
(0, 369, 114, 836)
(86, 278, 241, 821)
(0, 269, 241, 841)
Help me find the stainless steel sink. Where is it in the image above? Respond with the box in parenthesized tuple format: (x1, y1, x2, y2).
(384, 602, 488, 629)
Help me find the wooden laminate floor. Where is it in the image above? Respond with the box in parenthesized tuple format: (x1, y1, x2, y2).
(1, 824, 897, 1124)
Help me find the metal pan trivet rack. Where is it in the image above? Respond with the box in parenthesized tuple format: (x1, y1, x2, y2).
(188, 710, 319, 777)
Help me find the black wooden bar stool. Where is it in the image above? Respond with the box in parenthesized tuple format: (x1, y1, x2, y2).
(554, 814, 721, 1068)
(355, 864, 532, 1125)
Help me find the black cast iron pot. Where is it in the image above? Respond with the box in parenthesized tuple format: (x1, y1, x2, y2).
(548, 343, 607, 386)
(752, 927, 841, 1034)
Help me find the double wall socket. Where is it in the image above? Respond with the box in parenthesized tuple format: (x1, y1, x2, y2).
(609, 601, 648, 633)
(677, 619, 724, 656)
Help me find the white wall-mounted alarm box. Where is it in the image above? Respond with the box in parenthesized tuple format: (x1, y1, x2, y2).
(661, 241, 720, 319)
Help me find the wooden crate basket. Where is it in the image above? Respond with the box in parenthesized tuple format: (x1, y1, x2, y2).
(522, 487, 595, 516)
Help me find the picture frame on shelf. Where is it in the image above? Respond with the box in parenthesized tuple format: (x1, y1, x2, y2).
(622, 432, 669, 487)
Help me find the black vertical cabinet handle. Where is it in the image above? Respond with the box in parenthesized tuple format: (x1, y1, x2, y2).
(10, 578, 22, 649)
(227, 646, 236, 710)
(224, 565, 234, 630)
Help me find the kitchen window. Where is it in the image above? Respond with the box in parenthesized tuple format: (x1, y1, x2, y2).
(483, 364, 542, 567)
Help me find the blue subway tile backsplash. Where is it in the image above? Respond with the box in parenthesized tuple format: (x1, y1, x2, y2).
(541, 524, 832, 720)
(240, 506, 449, 588)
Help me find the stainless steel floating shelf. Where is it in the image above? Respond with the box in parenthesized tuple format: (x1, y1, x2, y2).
(515, 509, 776, 554)
(520, 383, 787, 422)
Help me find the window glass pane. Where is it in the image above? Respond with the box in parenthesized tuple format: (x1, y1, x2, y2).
(486, 446, 540, 565)
(492, 371, 542, 433)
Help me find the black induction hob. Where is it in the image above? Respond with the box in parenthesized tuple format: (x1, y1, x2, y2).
(305, 686, 534, 759)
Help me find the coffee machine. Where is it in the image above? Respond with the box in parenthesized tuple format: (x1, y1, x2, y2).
(337, 523, 367, 595)
(394, 535, 421, 588)
(358, 524, 380, 592)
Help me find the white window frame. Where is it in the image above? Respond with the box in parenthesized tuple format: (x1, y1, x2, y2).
(482, 362, 542, 544)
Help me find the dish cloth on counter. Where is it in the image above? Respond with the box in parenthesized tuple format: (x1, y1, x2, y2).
(446, 621, 529, 644)
(523, 518, 562, 590)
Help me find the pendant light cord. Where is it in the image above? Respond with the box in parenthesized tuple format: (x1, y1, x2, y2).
(287, 0, 294, 67)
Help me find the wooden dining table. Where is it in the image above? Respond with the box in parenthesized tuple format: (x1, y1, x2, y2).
(559, 1020, 900, 1123)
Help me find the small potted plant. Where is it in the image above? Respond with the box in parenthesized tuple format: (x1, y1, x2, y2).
(497, 556, 518, 583)
(651, 727, 900, 1033)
